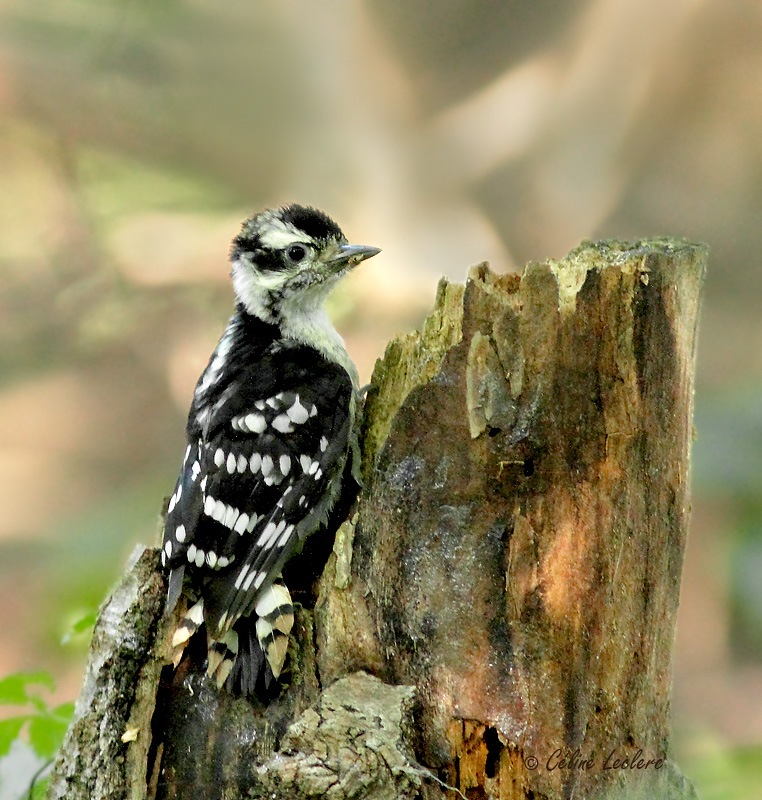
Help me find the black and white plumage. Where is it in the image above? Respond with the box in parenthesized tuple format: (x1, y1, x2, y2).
(162, 204, 379, 698)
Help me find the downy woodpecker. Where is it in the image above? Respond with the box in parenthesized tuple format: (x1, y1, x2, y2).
(162, 204, 379, 697)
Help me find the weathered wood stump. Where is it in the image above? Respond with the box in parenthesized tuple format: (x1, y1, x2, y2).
(50, 238, 705, 800)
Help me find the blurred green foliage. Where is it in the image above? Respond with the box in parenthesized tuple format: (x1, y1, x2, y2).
(0, 671, 74, 798)
(681, 743, 762, 800)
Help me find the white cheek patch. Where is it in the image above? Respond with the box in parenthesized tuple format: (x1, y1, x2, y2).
(231, 259, 288, 320)
(232, 259, 287, 292)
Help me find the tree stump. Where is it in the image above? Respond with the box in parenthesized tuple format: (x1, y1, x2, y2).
(49, 238, 705, 800)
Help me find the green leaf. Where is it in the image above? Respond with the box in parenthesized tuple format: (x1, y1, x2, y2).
(0, 675, 28, 705)
(0, 672, 55, 705)
(51, 702, 75, 721)
(0, 716, 27, 758)
(61, 612, 97, 645)
(27, 715, 69, 760)
(28, 776, 50, 800)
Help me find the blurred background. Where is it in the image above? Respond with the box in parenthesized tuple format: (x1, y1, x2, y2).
(1, 0, 761, 797)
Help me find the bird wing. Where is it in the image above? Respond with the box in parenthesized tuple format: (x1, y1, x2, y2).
(163, 343, 354, 634)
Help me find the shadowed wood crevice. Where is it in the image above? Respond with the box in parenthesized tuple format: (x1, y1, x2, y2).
(50, 237, 705, 800)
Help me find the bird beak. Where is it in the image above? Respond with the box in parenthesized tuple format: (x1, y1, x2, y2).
(327, 244, 381, 269)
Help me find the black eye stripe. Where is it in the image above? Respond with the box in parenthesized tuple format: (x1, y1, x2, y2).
(231, 215, 333, 275)
(253, 249, 289, 273)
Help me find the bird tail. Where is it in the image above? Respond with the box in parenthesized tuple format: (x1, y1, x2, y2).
(226, 580, 294, 697)
(168, 579, 295, 698)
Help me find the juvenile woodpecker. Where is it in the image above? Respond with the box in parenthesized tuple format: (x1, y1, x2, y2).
(162, 204, 379, 698)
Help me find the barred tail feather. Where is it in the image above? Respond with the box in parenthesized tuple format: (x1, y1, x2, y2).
(171, 598, 205, 666)
(226, 581, 295, 697)
(168, 581, 294, 698)
(207, 628, 238, 689)
(254, 581, 294, 679)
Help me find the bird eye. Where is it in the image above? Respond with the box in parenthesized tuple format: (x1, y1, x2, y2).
(286, 244, 308, 263)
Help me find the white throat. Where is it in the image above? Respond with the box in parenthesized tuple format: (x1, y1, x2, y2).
(231, 258, 358, 388)
(279, 303, 358, 389)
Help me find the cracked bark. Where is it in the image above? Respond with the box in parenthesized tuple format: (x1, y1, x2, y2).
(49, 238, 705, 800)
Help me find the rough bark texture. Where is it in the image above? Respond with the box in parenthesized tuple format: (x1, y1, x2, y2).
(48, 546, 167, 800)
(49, 238, 705, 800)
(320, 238, 705, 799)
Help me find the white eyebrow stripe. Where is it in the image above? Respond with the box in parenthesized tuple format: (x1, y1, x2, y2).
(258, 219, 311, 251)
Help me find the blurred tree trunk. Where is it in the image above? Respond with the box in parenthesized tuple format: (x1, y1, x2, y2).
(49, 238, 705, 800)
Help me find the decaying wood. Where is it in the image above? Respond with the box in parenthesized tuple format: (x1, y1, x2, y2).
(319, 238, 705, 800)
(49, 238, 705, 800)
